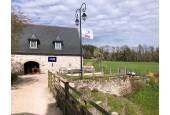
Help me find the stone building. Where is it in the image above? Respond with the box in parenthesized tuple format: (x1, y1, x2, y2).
(11, 24, 81, 74)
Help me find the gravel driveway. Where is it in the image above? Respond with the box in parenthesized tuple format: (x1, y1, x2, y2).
(11, 74, 63, 115)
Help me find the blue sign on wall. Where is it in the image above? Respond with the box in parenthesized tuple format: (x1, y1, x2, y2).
(48, 57, 57, 62)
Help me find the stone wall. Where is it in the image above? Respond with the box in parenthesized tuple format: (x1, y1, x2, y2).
(73, 77, 132, 96)
(11, 54, 81, 74)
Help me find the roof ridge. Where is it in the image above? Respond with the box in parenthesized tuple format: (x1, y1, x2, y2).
(28, 23, 77, 29)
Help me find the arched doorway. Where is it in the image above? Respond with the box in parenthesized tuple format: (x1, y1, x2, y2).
(24, 61, 39, 74)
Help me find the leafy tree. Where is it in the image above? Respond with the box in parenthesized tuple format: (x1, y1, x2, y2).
(94, 48, 104, 65)
(11, 5, 31, 52)
(82, 45, 97, 57)
(82, 44, 159, 62)
(83, 50, 92, 59)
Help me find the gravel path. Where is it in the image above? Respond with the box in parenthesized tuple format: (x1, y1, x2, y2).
(11, 74, 63, 115)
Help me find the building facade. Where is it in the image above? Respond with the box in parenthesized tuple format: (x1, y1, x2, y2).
(11, 24, 81, 74)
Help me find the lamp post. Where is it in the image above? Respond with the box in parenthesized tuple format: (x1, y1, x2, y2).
(75, 3, 87, 80)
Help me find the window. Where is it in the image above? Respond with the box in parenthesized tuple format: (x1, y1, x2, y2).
(55, 42, 61, 50)
(30, 41, 37, 48)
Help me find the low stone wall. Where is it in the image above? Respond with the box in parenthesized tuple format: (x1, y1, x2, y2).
(11, 54, 81, 74)
(73, 77, 132, 96)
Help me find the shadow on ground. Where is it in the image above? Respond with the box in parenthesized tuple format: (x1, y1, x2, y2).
(11, 113, 38, 115)
(11, 103, 63, 115)
(11, 76, 39, 90)
(45, 103, 63, 115)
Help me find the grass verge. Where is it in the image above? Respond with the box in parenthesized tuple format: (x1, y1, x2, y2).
(127, 82, 159, 115)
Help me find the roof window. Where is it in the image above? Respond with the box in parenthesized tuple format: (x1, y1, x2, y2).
(53, 36, 63, 50)
(28, 33, 40, 49)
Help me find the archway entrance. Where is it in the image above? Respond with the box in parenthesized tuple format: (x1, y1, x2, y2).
(24, 61, 39, 74)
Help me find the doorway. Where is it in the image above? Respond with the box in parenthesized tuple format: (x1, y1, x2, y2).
(24, 61, 39, 74)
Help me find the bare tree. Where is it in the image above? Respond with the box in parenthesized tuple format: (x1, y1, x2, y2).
(11, 5, 31, 52)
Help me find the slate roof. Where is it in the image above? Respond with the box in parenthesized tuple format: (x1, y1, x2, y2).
(13, 24, 81, 56)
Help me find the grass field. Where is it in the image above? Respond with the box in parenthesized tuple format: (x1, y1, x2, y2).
(83, 59, 159, 76)
(128, 82, 159, 115)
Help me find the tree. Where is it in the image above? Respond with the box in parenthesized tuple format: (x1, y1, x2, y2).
(82, 45, 97, 57)
(83, 50, 92, 59)
(94, 48, 104, 65)
(11, 5, 31, 52)
(155, 47, 159, 62)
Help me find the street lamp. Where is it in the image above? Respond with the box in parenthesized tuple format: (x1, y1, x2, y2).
(75, 3, 87, 80)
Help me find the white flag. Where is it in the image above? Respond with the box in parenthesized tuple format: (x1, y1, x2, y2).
(82, 28, 93, 39)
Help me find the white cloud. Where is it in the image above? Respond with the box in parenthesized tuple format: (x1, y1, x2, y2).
(12, 0, 159, 47)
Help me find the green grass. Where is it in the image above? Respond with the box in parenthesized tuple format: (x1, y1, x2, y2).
(107, 94, 123, 114)
(84, 59, 159, 76)
(120, 97, 142, 115)
(128, 82, 159, 115)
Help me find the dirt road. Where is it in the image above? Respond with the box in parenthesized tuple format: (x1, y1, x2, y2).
(11, 74, 63, 115)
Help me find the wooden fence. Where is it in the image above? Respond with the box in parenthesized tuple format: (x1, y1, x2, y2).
(48, 70, 111, 115)
(67, 66, 127, 81)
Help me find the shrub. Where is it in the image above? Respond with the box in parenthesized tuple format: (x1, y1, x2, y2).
(148, 76, 159, 85)
(11, 73, 18, 81)
(130, 79, 145, 92)
(92, 88, 98, 93)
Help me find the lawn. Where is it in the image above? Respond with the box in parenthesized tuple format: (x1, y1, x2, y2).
(128, 82, 159, 115)
(83, 59, 159, 76)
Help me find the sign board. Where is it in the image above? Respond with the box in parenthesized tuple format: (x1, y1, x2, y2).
(48, 57, 57, 62)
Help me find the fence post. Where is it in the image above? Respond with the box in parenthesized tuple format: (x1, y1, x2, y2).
(124, 66, 126, 75)
(65, 82, 69, 100)
(53, 74, 55, 89)
(83, 68, 84, 79)
(117, 67, 119, 75)
(102, 67, 104, 76)
(50, 72, 52, 89)
(71, 69, 73, 81)
(64, 82, 69, 114)
(92, 69, 94, 79)
(48, 70, 49, 88)
(110, 67, 112, 76)
(80, 93, 86, 115)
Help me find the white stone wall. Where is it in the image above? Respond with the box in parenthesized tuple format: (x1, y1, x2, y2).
(11, 54, 81, 74)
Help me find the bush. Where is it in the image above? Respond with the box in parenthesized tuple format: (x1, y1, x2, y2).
(11, 73, 18, 81)
(148, 76, 159, 85)
(130, 79, 145, 92)
(92, 88, 98, 93)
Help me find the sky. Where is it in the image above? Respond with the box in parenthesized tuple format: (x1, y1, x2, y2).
(12, 0, 159, 47)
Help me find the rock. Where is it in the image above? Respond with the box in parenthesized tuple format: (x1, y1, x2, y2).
(134, 76, 140, 78)
(96, 101, 102, 104)
(111, 112, 119, 115)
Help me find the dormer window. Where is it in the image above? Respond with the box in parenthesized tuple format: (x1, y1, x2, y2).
(53, 36, 63, 50)
(55, 42, 62, 50)
(30, 41, 37, 48)
(28, 33, 40, 49)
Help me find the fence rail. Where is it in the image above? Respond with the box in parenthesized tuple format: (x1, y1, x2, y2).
(65, 67, 128, 81)
(48, 70, 111, 115)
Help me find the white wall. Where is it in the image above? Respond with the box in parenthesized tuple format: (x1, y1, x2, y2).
(11, 54, 81, 74)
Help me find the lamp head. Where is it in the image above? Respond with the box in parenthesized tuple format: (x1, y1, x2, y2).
(82, 12, 87, 21)
(75, 18, 79, 26)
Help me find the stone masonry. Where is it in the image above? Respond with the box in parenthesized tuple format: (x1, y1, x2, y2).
(11, 54, 81, 74)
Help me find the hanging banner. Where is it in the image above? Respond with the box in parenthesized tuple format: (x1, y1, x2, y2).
(82, 28, 93, 39)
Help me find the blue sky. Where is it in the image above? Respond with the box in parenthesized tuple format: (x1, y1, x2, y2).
(12, 0, 159, 47)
